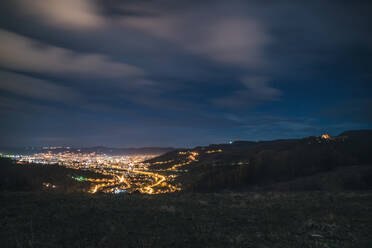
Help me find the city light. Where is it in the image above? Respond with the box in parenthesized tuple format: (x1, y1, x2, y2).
(10, 148, 223, 195)
(13, 152, 181, 195)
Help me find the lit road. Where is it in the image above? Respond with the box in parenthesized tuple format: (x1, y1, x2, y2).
(85, 151, 205, 194)
(13, 149, 222, 195)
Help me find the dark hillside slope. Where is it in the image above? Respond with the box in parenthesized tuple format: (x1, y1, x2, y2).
(0, 158, 105, 192)
(1, 191, 372, 248)
(262, 165, 372, 191)
(148, 130, 372, 191)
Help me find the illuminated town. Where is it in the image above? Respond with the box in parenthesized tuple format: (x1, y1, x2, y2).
(2, 134, 337, 195)
(4, 149, 221, 195)
(7, 152, 176, 194)
(0, 148, 226, 194)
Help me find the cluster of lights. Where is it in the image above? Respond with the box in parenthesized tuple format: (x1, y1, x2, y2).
(321, 134, 331, 140)
(166, 151, 200, 171)
(13, 151, 180, 195)
(205, 149, 223, 154)
(166, 149, 223, 171)
(152, 160, 174, 165)
(42, 182, 56, 189)
(10, 147, 224, 195)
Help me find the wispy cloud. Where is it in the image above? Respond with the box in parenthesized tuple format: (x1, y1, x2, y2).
(1, 0, 371, 146)
(14, 0, 106, 29)
(0, 71, 80, 105)
(0, 29, 143, 78)
(212, 76, 281, 107)
(122, 8, 270, 68)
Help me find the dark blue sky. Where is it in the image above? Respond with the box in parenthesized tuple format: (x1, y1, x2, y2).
(0, 0, 371, 147)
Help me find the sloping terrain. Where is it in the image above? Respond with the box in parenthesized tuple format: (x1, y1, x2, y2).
(148, 130, 372, 191)
(262, 165, 372, 191)
(0, 158, 106, 193)
(1, 191, 371, 248)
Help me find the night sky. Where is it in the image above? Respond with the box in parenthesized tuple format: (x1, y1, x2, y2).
(0, 0, 371, 147)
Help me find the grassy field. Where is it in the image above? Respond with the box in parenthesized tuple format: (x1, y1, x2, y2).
(1, 191, 372, 248)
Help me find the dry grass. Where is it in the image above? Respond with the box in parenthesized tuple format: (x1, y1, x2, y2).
(1, 191, 372, 247)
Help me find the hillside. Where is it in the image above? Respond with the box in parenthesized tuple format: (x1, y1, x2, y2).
(0, 158, 106, 193)
(1, 191, 371, 248)
(147, 130, 372, 192)
(1, 131, 372, 247)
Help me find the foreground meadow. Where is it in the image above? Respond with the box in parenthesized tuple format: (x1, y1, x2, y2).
(1, 191, 371, 248)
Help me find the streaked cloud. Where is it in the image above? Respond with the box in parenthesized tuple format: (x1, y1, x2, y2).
(122, 10, 270, 68)
(0, 0, 371, 146)
(0, 29, 143, 78)
(212, 76, 281, 107)
(0, 71, 80, 104)
(14, 0, 106, 29)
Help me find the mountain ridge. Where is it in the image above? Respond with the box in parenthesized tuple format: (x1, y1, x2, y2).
(147, 129, 372, 192)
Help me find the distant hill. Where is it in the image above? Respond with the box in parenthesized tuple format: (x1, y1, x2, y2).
(0, 146, 175, 156)
(338, 129, 372, 138)
(148, 130, 372, 192)
(63, 147, 175, 155)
